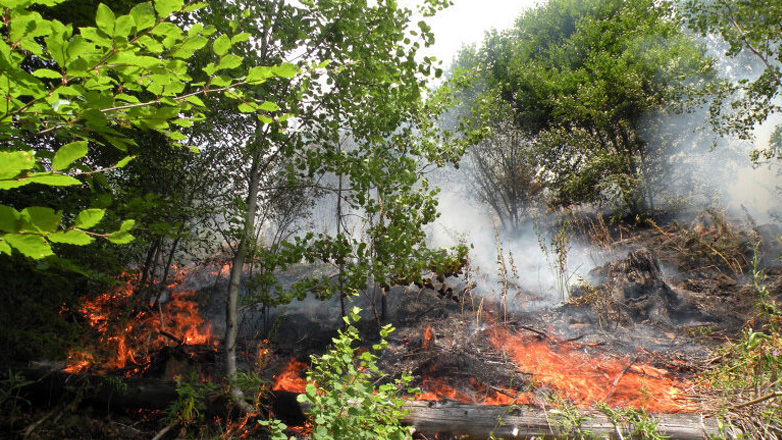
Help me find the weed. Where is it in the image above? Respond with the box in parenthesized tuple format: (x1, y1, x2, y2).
(705, 244, 782, 438)
(599, 404, 669, 440)
(534, 212, 573, 301)
(566, 277, 621, 328)
(165, 373, 218, 427)
(297, 307, 416, 440)
(495, 228, 510, 322)
(546, 395, 596, 439)
(0, 369, 32, 409)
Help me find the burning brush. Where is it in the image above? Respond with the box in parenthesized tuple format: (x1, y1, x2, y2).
(63, 269, 216, 376)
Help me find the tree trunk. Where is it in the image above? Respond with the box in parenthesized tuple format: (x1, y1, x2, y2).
(224, 153, 263, 412)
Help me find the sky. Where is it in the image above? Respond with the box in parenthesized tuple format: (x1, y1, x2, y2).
(423, 0, 541, 66)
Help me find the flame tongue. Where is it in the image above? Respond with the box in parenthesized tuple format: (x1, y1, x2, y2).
(64, 269, 216, 375)
(417, 377, 533, 405)
(272, 358, 308, 393)
(487, 326, 694, 412)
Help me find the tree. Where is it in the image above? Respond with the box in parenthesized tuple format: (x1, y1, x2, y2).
(679, 0, 782, 145)
(185, 0, 465, 410)
(468, 121, 543, 231)
(457, 0, 714, 214)
(0, 0, 292, 260)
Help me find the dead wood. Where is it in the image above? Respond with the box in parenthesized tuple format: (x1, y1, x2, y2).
(731, 391, 782, 410)
(401, 401, 722, 440)
(588, 249, 713, 328)
(19, 365, 178, 410)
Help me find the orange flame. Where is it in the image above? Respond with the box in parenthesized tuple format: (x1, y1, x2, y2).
(487, 326, 694, 412)
(64, 269, 216, 374)
(272, 358, 308, 393)
(423, 325, 433, 350)
(416, 376, 532, 405)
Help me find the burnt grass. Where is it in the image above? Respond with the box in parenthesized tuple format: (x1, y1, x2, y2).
(4, 210, 782, 439)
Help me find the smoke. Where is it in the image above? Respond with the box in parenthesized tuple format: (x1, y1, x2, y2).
(427, 165, 614, 310)
(640, 32, 782, 225)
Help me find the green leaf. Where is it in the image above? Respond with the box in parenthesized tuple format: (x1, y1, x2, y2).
(26, 173, 81, 186)
(20, 207, 61, 233)
(0, 240, 11, 256)
(0, 151, 35, 179)
(130, 2, 156, 31)
(212, 34, 231, 56)
(32, 68, 62, 79)
(106, 230, 134, 244)
(0, 205, 20, 233)
(114, 156, 136, 168)
(246, 66, 273, 84)
(272, 63, 298, 78)
(0, 180, 30, 190)
(231, 32, 250, 44)
(217, 53, 243, 70)
(119, 219, 135, 232)
(182, 2, 206, 12)
(52, 141, 88, 171)
(4, 234, 54, 259)
(74, 208, 105, 229)
(114, 14, 135, 38)
(48, 230, 94, 245)
(305, 383, 317, 398)
(154, 0, 183, 17)
(258, 101, 280, 112)
(237, 102, 256, 113)
(184, 95, 205, 107)
(96, 3, 116, 35)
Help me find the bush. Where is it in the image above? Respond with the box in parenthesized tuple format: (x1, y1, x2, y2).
(297, 307, 416, 440)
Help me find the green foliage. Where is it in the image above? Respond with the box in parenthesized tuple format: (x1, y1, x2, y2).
(297, 307, 416, 440)
(599, 404, 669, 440)
(207, 0, 467, 312)
(0, 0, 291, 260)
(0, 369, 33, 409)
(679, 0, 782, 142)
(706, 247, 782, 436)
(165, 373, 217, 426)
(547, 397, 597, 439)
(456, 0, 714, 214)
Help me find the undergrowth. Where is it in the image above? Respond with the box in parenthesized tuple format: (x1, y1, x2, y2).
(707, 247, 782, 438)
(295, 307, 416, 440)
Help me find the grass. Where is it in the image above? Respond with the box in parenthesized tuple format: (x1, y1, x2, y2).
(704, 246, 782, 438)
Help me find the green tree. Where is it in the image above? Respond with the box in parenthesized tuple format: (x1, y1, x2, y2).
(0, 0, 290, 259)
(457, 0, 714, 215)
(185, 0, 464, 410)
(680, 0, 782, 143)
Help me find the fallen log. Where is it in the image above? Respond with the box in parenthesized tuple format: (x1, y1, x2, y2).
(17, 367, 725, 439)
(402, 400, 723, 440)
(20, 365, 178, 410)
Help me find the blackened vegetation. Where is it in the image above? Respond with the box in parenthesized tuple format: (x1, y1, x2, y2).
(588, 249, 714, 327)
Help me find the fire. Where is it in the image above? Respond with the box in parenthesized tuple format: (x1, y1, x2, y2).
(211, 263, 231, 277)
(423, 325, 433, 350)
(417, 376, 532, 405)
(64, 269, 216, 374)
(487, 326, 694, 412)
(272, 358, 308, 393)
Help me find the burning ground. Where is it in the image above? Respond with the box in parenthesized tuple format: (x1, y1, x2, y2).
(4, 210, 782, 438)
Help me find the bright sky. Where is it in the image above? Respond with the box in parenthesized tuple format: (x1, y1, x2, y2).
(423, 0, 541, 66)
